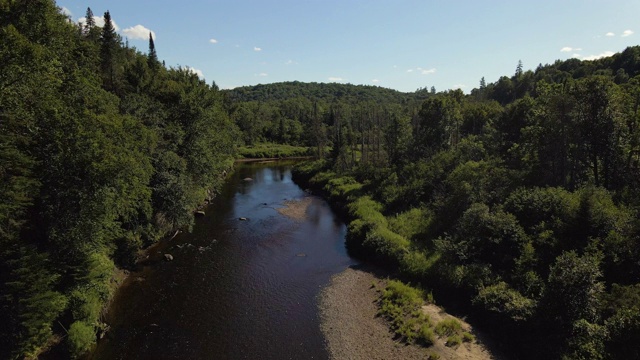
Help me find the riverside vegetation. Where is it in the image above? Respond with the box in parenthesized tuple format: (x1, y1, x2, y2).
(3, 1, 640, 359)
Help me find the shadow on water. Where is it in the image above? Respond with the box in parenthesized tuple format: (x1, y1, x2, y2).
(91, 161, 357, 360)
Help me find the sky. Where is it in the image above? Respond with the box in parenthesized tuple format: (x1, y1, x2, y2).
(58, 0, 640, 93)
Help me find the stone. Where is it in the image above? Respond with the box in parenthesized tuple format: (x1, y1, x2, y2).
(195, 210, 205, 216)
(164, 253, 174, 261)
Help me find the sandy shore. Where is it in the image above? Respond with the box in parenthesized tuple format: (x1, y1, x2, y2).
(319, 267, 500, 360)
(277, 196, 313, 220)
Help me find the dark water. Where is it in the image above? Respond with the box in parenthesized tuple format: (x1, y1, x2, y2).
(92, 161, 356, 360)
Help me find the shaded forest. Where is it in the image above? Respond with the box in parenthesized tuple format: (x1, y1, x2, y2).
(2, 1, 640, 359)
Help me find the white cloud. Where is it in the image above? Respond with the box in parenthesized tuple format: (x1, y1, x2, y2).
(258, 73, 268, 77)
(209, 38, 218, 44)
(622, 29, 634, 37)
(187, 67, 204, 79)
(407, 67, 436, 74)
(285, 59, 298, 65)
(581, 51, 615, 61)
(60, 6, 72, 17)
(372, 79, 380, 83)
(328, 77, 344, 82)
(78, 16, 120, 31)
(122, 25, 155, 40)
(254, 47, 262, 51)
(572, 53, 581, 58)
(561, 46, 582, 52)
(606, 32, 615, 37)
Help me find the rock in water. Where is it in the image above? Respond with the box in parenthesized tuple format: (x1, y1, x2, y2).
(195, 210, 205, 217)
(243, 177, 253, 181)
(239, 217, 248, 221)
(164, 253, 174, 261)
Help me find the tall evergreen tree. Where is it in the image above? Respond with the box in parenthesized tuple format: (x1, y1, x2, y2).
(515, 60, 524, 78)
(83, 7, 94, 36)
(100, 11, 117, 90)
(148, 32, 158, 69)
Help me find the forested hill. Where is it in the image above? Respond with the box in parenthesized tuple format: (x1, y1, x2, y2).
(473, 45, 640, 104)
(224, 81, 432, 103)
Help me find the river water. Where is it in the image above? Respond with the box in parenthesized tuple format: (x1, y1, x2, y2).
(92, 161, 356, 360)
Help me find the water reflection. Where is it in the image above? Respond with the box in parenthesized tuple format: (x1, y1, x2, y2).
(92, 162, 357, 360)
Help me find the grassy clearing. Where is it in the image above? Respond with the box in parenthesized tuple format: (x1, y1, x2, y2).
(237, 143, 311, 158)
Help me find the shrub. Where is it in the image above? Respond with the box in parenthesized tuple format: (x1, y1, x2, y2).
(67, 321, 95, 359)
(237, 143, 310, 159)
(378, 280, 434, 345)
(435, 318, 463, 337)
(419, 324, 435, 346)
(363, 226, 410, 262)
(388, 207, 432, 240)
(400, 250, 440, 280)
(473, 281, 536, 322)
(68, 288, 102, 323)
(463, 332, 475, 342)
(446, 334, 462, 347)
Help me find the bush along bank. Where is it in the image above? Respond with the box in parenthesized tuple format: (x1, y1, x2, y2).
(292, 160, 435, 278)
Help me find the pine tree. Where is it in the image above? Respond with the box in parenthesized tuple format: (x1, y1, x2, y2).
(100, 11, 117, 90)
(480, 76, 486, 89)
(515, 60, 523, 78)
(148, 32, 158, 69)
(83, 7, 94, 36)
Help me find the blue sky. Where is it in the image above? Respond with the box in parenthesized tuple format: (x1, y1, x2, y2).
(58, 1, 640, 93)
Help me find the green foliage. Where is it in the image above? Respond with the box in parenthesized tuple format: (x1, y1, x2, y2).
(237, 143, 310, 159)
(290, 46, 640, 360)
(378, 280, 434, 344)
(67, 321, 95, 359)
(0, 3, 236, 357)
(388, 208, 432, 241)
(434, 318, 463, 337)
(445, 334, 462, 347)
(463, 332, 475, 342)
(419, 324, 435, 346)
(473, 282, 536, 322)
(544, 251, 604, 326)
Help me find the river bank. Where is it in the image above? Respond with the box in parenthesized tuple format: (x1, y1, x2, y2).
(319, 267, 501, 360)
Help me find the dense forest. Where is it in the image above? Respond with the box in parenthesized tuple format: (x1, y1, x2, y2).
(3, 1, 640, 359)
(286, 52, 640, 358)
(0, 1, 236, 358)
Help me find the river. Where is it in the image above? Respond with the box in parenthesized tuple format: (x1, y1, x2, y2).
(91, 161, 357, 360)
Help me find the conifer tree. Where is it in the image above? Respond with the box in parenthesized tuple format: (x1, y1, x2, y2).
(148, 32, 158, 69)
(100, 11, 117, 89)
(83, 7, 94, 36)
